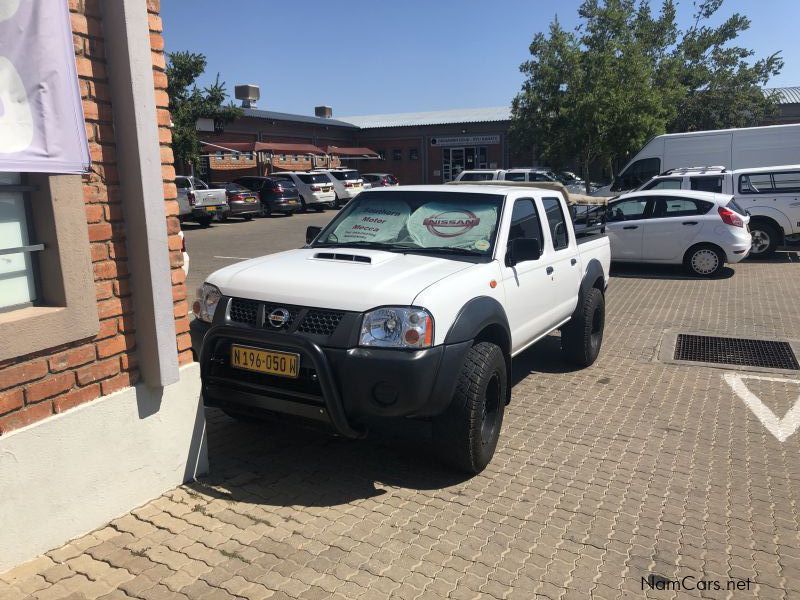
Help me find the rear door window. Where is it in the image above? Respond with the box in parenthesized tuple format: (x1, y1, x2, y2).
(690, 176, 723, 193)
(541, 197, 569, 250)
(330, 171, 360, 181)
(653, 197, 713, 218)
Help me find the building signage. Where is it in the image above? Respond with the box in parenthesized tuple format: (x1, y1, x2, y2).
(430, 135, 500, 147)
(0, 0, 90, 173)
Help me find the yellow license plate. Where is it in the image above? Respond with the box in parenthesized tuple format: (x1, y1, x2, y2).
(206, 206, 217, 212)
(245, 197, 256, 202)
(230, 345, 299, 378)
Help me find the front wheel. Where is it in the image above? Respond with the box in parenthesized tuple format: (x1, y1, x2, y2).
(561, 287, 605, 367)
(434, 342, 507, 474)
(749, 221, 780, 259)
(684, 244, 725, 277)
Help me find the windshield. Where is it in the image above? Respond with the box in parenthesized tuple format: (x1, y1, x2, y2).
(298, 173, 331, 184)
(459, 172, 495, 181)
(312, 191, 504, 258)
(330, 170, 360, 181)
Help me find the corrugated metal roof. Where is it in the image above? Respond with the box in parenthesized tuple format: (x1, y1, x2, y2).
(339, 106, 511, 129)
(764, 86, 800, 105)
(242, 108, 359, 129)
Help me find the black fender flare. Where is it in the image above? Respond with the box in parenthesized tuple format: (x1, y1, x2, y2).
(580, 258, 606, 298)
(444, 296, 513, 404)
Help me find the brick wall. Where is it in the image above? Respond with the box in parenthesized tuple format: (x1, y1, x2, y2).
(0, 0, 188, 435)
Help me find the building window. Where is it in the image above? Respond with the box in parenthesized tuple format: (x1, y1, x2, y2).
(215, 151, 222, 161)
(376, 149, 386, 160)
(409, 148, 419, 160)
(0, 172, 41, 310)
(245, 152, 253, 160)
(392, 149, 402, 161)
(231, 151, 240, 161)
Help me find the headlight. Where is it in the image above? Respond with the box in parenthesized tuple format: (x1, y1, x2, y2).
(360, 307, 433, 349)
(193, 283, 222, 323)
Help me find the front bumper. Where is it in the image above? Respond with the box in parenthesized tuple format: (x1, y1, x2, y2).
(190, 318, 470, 438)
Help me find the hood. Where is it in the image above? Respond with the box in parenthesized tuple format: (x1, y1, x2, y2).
(207, 248, 477, 311)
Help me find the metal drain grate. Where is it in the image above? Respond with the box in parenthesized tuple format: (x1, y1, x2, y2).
(674, 334, 799, 370)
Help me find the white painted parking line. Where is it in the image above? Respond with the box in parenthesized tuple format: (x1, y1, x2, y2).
(724, 372, 800, 442)
(213, 256, 253, 260)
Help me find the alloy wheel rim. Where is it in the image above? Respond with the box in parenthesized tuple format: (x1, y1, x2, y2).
(751, 230, 770, 254)
(691, 249, 719, 275)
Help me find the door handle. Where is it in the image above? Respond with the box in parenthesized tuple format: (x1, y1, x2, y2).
(546, 266, 554, 275)
(570, 258, 577, 266)
(682, 221, 698, 225)
(622, 225, 638, 230)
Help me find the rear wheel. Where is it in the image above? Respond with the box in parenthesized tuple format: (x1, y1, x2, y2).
(299, 196, 308, 212)
(561, 287, 605, 367)
(434, 342, 507, 474)
(259, 203, 272, 218)
(243, 214, 253, 221)
(749, 221, 780, 258)
(684, 244, 725, 277)
(313, 204, 325, 212)
(197, 216, 212, 228)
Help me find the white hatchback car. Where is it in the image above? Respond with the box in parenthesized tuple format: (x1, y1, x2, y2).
(313, 168, 364, 207)
(271, 172, 335, 212)
(605, 190, 751, 276)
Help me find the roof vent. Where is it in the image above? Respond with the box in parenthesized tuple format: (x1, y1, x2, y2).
(314, 252, 370, 263)
(235, 84, 260, 108)
(315, 106, 333, 119)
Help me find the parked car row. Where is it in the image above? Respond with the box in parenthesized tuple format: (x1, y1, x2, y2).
(455, 168, 592, 193)
(175, 170, 399, 226)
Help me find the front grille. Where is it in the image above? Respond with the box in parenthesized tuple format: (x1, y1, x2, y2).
(228, 298, 345, 337)
(674, 334, 799, 370)
(229, 298, 259, 325)
(297, 310, 344, 336)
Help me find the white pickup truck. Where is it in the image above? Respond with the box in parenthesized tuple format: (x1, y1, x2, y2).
(176, 176, 228, 227)
(191, 185, 610, 473)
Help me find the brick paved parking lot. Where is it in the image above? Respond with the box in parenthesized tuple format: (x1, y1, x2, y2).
(3, 239, 800, 599)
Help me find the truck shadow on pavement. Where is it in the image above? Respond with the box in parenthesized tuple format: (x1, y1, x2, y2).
(191, 338, 576, 507)
(610, 263, 735, 280)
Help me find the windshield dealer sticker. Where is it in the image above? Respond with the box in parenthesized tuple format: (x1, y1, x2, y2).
(332, 200, 410, 243)
(408, 202, 498, 249)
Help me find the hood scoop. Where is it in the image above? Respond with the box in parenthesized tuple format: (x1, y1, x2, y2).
(313, 252, 371, 264)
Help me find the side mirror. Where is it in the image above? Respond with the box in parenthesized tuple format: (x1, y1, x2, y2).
(506, 238, 541, 267)
(306, 226, 322, 244)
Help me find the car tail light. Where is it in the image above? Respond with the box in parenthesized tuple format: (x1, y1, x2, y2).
(718, 206, 744, 227)
(188, 191, 195, 206)
(311, 185, 321, 192)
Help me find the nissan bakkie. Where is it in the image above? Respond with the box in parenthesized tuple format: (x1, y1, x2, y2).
(191, 184, 611, 473)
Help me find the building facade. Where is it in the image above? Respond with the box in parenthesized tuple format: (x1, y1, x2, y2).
(0, 0, 205, 572)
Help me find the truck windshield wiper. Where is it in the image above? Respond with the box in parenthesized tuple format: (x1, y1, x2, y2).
(418, 246, 485, 256)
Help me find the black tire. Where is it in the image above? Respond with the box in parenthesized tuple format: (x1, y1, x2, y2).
(197, 216, 212, 228)
(299, 196, 308, 212)
(313, 205, 325, 212)
(561, 287, 605, 367)
(684, 244, 725, 277)
(749, 221, 780, 259)
(434, 342, 507, 474)
(243, 214, 253, 221)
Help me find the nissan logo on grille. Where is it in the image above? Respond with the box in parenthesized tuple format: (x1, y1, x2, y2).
(267, 308, 291, 328)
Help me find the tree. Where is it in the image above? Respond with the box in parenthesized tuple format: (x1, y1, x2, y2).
(510, 0, 782, 189)
(166, 51, 241, 172)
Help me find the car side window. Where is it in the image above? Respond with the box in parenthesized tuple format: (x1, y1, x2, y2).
(508, 199, 543, 248)
(194, 179, 209, 190)
(653, 197, 705, 218)
(690, 176, 723, 193)
(642, 178, 681, 190)
(772, 171, 800, 193)
(176, 178, 190, 190)
(541, 197, 569, 250)
(739, 173, 773, 194)
(607, 198, 649, 222)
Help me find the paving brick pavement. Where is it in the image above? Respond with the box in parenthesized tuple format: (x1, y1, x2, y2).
(4, 254, 800, 599)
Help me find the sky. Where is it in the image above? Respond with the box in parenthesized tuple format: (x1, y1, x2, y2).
(161, 0, 799, 118)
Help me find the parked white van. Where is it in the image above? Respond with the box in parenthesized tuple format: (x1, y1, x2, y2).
(596, 123, 800, 197)
(639, 165, 800, 257)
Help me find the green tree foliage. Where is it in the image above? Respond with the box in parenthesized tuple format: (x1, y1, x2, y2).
(510, 0, 783, 188)
(166, 51, 242, 171)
